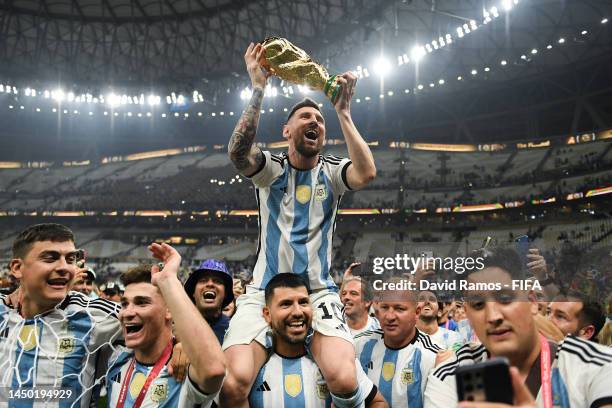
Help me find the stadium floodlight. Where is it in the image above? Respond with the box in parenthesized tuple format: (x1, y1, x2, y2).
(166, 95, 172, 104)
(379, 94, 384, 99)
(212, 112, 217, 116)
(425, 44, 433, 53)
(602, 18, 608, 24)
(198, 112, 203, 116)
(184, 113, 189, 118)
(177, 95, 185, 105)
(356, 98, 361, 103)
(230, 112, 234, 116)
(456, 27, 465, 38)
(137, 113, 142, 117)
(103, 111, 108, 116)
(457, 76, 463, 80)
(73, 110, 78, 114)
(63, 109, 68, 114)
(470, 20, 478, 30)
(8, 105, 13, 109)
(581, 30, 588, 35)
(438, 79, 445, 85)
(36, 108, 40, 112)
(432, 40, 439, 50)
(410, 46, 426, 63)
(68, 92, 75, 102)
(547, 44, 553, 49)
(146, 112, 152, 117)
(24, 88, 31, 96)
(372, 57, 392, 77)
(44, 90, 51, 98)
(20, 106, 24, 110)
(162, 113, 167, 118)
(364, 96, 371, 101)
(501, 60, 507, 66)
(490, 7, 499, 18)
(462, 24, 471, 34)
(404, 89, 410, 93)
(388, 91, 394, 96)
(114, 112, 118, 116)
(52, 89, 65, 102)
(531, 48, 538, 54)
(417, 84, 424, 90)
(125, 112, 131, 117)
(471, 69, 478, 75)
(121, 94, 128, 105)
(174, 112, 179, 117)
(52, 108, 57, 112)
(501, 0, 513, 11)
(558, 38, 565, 44)
(484, 67, 490, 72)
(521, 54, 527, 60)
(429, 83, 434, 88)
(0, 84, 3, 92)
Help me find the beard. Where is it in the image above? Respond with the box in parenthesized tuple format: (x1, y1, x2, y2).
(295, 137, 321, 158)
(271, 319, 310, 345)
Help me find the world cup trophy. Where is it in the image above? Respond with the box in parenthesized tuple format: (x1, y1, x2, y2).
(261, 37, 342, 104)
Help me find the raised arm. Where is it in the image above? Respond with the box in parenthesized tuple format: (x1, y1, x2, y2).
(333, 71, 377, 190)
(228, 43, 270, 176)
(149, 243, 226, 394)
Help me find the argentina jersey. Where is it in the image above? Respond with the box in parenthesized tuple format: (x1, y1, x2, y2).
(355, 329, 440, 408)
(249, 151, 352, 292)
(425, 335, 612, 408)
(0, 292, 121, 408)
(249, 353, 375, 408)
(106, 348, 216, 408)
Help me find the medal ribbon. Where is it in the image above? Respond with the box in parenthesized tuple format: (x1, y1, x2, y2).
(117, 340, 173, 408)
(539, 335, 552, 408)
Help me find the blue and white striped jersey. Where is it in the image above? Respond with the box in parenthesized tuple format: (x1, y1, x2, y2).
(355, 329, 441, 408)
(425, 335, 612, 408)
(106, 348, 216, 408)
(249, 151, 352, 292)
(0, 291, 122, 408)
(249, 353, 374, 408)
(350, 316, 381, 339)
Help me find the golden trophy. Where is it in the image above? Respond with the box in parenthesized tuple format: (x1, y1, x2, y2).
(261, 37, 342, 104)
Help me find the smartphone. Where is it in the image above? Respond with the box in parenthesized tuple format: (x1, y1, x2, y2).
(456, 358, 513, 404)
(515, 235, 529, 270)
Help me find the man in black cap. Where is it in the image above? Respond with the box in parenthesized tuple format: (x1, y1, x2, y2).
(72, 266, 97, 297)
(184, 259, 235, 343)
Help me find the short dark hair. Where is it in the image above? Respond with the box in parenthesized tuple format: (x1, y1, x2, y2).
(466, 246, 524, 280)
(264, 273, 309, 305)
(121, 264, 153, 287)
(286, 98, 321, 122)
(12, 223, 75, 259)
(341, 276, 374, 303)
(575, 297, 606, 340)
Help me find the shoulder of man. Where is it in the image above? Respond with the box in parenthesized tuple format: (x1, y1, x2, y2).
(431, 342, 488, 381)
(416, 330, 444, 355)
(354, 328, 384, 343)
(61, 292, 121, 319)
(556, 335, 612, 368)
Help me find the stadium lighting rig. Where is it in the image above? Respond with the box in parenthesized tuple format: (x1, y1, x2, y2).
(2, 8, 609, 122)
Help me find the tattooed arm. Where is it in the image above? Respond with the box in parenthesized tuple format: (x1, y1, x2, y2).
(228, 87, 265, 175)
(228, 42, 270, 176)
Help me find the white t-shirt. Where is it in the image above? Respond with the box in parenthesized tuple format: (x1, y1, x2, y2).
(428, 327, 464, 351)
(249, 151, 352, 292)
(350, 315, 381, 339)
(424, 335, 612, 408)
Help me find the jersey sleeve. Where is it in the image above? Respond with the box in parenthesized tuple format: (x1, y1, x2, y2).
(250, 150, 285, 187)
(424, 356, 459, 408)
(587, 362, 612, 408)
(355, 358, 375, 406)
(327, 156, 353, 194)
(178, 371, 219, 408)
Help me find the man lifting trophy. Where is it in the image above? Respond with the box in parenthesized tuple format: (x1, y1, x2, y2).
(223, 37, 377, 408)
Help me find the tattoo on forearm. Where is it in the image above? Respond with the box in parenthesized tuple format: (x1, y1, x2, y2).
(228, 87, 265, 171)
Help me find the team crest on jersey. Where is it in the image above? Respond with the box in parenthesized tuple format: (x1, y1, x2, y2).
(400, 367, 414, 385)
(296, 185, 311, 204)
(150, 380, 168, 402)
(130, 372, 147, 398)
(18, 325, 38, 351)
(284, 374, 303, 397)
(315, 371, 330, 399)
(382, 362, 396, 381)
(57, 336, 76, 354)
(314, 184, 328, 201)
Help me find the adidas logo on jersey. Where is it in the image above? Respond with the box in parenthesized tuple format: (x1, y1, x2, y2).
(255, 381, 271, 392)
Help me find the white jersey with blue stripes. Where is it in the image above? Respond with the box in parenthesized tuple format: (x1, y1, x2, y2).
(249, 151, 352, 292)
(106, 347, 216, 408)
(0, 292, 122, 408)
(249, 353, 374, 408)
(355, 329, 441, 408)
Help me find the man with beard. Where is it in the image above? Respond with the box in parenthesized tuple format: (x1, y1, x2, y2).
(549, 294, 606, 342)
(249, 273, 386, 407)
(354, 279, 449, 407)
(425, 247, 612, 408)
(341, 276, 380, 338)
(224, 42, 377, 408)
(416, 290, 463, 350)
(107, 244, 225, 407)
(184, 259, 234, 344)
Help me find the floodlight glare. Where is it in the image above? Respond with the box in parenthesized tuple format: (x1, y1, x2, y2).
(410, 46, 426, 63)
(501, 0, 513, 11)
(372, 57, 392, 77)
(501, 60, 507, 66)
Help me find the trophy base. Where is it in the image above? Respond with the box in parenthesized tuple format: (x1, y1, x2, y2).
(324, 75, 342, 105)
